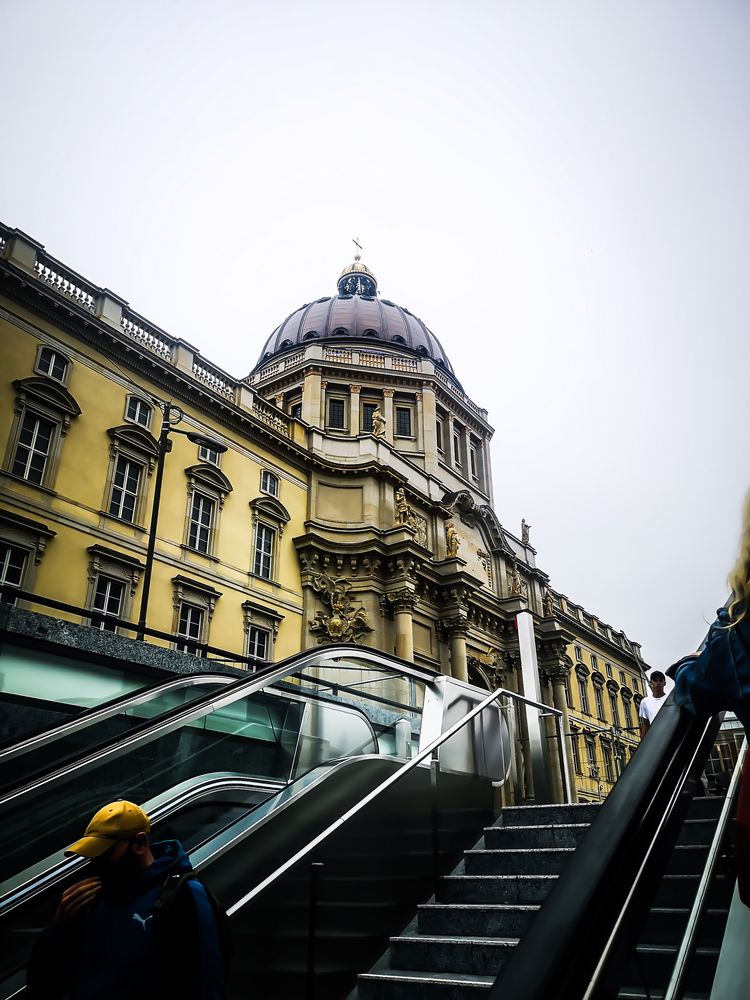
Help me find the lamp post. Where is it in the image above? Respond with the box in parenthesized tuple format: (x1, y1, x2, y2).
(136, 403, 227, 641)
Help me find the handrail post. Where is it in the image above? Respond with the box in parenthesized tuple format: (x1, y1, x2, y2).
(431, 749, 441, 902)
(307, 861, 324, 1000)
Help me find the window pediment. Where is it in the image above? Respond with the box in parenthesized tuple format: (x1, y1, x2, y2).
(107, 424, 160, 458)
(184, 464, 233, 496)
(0, 510, 56, 564)
(249, 496, 290, 536)
(13, 376, 81, 433)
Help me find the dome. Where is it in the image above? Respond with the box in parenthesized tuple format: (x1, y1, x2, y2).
(252, 254, 461, 386)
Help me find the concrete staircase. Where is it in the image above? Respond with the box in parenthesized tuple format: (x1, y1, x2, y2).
(352, 802, 601, 999)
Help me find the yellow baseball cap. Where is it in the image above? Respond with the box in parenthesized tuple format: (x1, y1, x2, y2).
(65, 800, 151, 858)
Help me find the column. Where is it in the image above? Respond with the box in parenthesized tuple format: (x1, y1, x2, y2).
(349, 384, 361, 436)
(319, 379, 328, 428)
(444, 616, 469, 682)
(382, 389, 394, 444)
(302, 370, 322, 428)
(445, 412, 456, 467)
(421, 384, 439, 473)
(549, 664, 576, 802)
(392, 588, 417, 662)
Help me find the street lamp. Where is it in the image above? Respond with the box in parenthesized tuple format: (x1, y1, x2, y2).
(136, 404, 227, 640)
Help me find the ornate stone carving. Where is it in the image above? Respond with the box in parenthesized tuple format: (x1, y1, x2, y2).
(476, 549, 493, 586)
(395, 488, 413, 527)
(508, 561, 528, 598)
(383, 587, 419, 613)
(440, 614, 469, 638)
(371, 407, 386, 438)
(521, 518, 531, 544)
(412, 514, 428, 549)
(542, 588, 555, 618)
(445, 521, 460, 557)
(309, 573, 373, 643)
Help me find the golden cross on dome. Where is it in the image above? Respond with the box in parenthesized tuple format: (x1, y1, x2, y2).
(352, 237, 363, 261)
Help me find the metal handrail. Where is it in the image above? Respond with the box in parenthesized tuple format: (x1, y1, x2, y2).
(227, 684, 564, 916)
(663, 737, 747, 1000)
(0, 673, 236, 765)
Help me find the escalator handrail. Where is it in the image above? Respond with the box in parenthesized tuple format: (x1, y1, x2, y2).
(0, 673, 237, 764)
(490, 693, 720, 1000)
(226, 684, 562, 916)
(0, 645, 444, 812)
(663, 736, 747, 1000)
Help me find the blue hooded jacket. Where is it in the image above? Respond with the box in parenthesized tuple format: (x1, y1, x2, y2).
(670, 607, 750, 733)
(28, 840, 224, 1000)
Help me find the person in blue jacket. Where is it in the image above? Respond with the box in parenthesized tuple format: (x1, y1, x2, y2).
(669, 490, 750, 733)
(27, 800, 225, 999)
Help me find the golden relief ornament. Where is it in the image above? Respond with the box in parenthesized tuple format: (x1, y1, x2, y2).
(445, 522, 460, 558)
(309, 573, 373, 643)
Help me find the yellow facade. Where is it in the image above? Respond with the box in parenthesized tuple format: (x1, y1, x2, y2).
(0, 225, 650, 802)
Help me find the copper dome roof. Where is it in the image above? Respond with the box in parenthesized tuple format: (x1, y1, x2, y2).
(253, 257, 461, 387)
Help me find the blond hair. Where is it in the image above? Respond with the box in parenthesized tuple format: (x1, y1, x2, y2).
(728, 489, 750, 626)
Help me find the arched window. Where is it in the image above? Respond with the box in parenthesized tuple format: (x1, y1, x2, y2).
(36, 346, 70, 384)
(125, 396, 153, 429)
(260, 470, 279, 498)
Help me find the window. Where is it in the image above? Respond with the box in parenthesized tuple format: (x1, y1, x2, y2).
(594, 684, 605, 721)
(253, 523, 275, 579)
(563, 672, 572, 708)
(469, 444, 479, 481)
(125, 397, 152, 429)
(176, 603, 204, 655)
(609, 691, 620, 727)
(574, 646, 583, 662)
(327, 397, 346, 430)
(260, 470, 279, 497)
(171, 576, 221, 654)
(247, 626, 269, 660)
(242, 601, 283, 665)
(623, 697, 634, 729)
(361, 402, 378, 433)
(602, 743, 614, 782)
(198, 443, 221, 466)
(605, 662, 613, 678)
(12, 412, 56, 485)
(91, 576, 124, 630)
(436, 418, 444, 453)
(571, 731, 582, 773)
(187, 493, 215, 553)
(291, 403, 302, 420)
(109, 457, 143, 522)
(0, 544, 26, 604)
(395, 406, 413, 438)
(578, 676, 590, 714)
(591, 654, 599, 672)
(453, 430, 462, 466)
(585, 736, 597, 772)
(619, 670, 627, 687)
(36, 347, 69, 383)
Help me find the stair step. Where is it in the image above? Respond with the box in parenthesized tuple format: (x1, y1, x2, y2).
(418, 903, 538, 938)
(464, 848, 574, 876)
(624, 943, 721, 994)
(483, 823, 589, 849)
(440, 874, 557, 904)
(389, 935, 517, 976)
(642, 906, 728, 947)
(665, 845, 711, 876)
(499, 803, 601, 827)
(676, 818, 721, 847)
(357, 969, 494, 999)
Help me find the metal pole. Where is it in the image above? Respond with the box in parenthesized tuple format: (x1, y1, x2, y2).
(307, 862, 324, 1000)
(430, 752, 441, 902)
(136, 413, 171, 640)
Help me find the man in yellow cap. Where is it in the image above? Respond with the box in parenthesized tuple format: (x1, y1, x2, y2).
(27, 800, 226, 999)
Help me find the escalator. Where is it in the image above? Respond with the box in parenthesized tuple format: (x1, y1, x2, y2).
(1, 644, 505, 999)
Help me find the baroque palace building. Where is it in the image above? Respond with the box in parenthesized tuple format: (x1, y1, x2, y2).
(0, 225, 649, 801)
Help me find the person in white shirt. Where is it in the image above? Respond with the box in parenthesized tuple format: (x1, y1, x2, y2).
(639, 670, 668, 738)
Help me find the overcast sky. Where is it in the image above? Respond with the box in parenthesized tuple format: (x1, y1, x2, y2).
(3, 0, 748, 668)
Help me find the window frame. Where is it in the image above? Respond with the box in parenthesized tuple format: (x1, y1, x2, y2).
(182, 464, 233, 559)
(0, 511, 55, 604)
(361, 400, 379, 434)
(90, 575, 126, 631)
(326, 394, 348, 431)
(35, 344, 70, 385)
(124, 396, 153, 430)
(85, 544, 143, 632)
(187, 490, 216, 554)
(108, 454, 144, 523)
(577, 674, 590, 714)
(394, 404, 414, 439)
(102, 425, 159, 527)
(242, 600, 283, 664)
(5, 377, 81, 491)
(198, 443, 221, 466)
(171, 575, 222, 655)
(248, 496, 290, 582)
(260, 470, 280, 498)
(253, 521, 275, 580)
